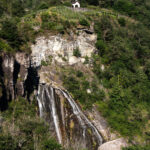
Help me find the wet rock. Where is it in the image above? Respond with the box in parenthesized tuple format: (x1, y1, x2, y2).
(37, 84, 103, 150)
(86, 106, 117, 141)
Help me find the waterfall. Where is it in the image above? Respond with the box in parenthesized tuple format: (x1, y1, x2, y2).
(37, 85, 44, 117)
(45, 87, 62, 144)
(37, 85, 62, 144)
(37, 84, 103, 149)
(58, 88, 103, 145)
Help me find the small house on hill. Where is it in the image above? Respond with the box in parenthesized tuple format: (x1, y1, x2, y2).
(72, 0, 80, 8)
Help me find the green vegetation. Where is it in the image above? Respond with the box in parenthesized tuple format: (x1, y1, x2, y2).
(118, 17, 126, 26)
(0, 39, 13, 53)
(97, 0, 150, 29)
(62, 68, 105, 109)
(92, 15, 150, 144)
(0, 19, 23, 52)
(0, 0, 150, 148)
(73, 48, 81, 58)
(79, 18, 90, 27)
(0, 97, 63, 150)
(123, 145, 150, 150)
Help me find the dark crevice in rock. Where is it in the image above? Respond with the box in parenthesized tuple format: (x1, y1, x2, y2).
(0, 56, 4, 77)
(13, 60, 20, 98)
(77, 28, 94, 34)
(0, 56, 8, 111)
(24, 61, 39, 101)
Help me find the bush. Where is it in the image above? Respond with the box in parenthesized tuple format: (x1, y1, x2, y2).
(41, 12, 51, 22)
(55, 24, 64, 33)
(62, 69, 105, 109)
(0, 19, 23, 50)
(0, 6, 4, 17)
(95, 40, 106, 56)
(11, 0, 25, 17)
(0, 39, 13, 53)
(123, 145, 150, 150)
(0, 135, 18, 150)
(42, 139, 63, 150)
(41, 22, 56, 30)
(41, 60, 48, 66)
(73, 48, 81, 58)
(38, 2, 49, 10)
(76, 71, 83, 78)
(85, 0, 99, 6)
(114, 0, 136, 16)
(63, 2, 72, 7)
(79, 19, 90, 27)
(118, 17, 126, 26)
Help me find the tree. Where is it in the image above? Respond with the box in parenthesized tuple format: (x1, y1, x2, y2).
(0, 19, 23, 50)
(0, 135, 18, 150)
(12, 0, 25, 17)
(42, 139, 63, 150)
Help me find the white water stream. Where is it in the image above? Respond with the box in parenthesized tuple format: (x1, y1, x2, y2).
(58, 88, 103, 145)
(37, 84, 103, 146)
(45, 87, 62, 144)
(37, 85, 62, 144)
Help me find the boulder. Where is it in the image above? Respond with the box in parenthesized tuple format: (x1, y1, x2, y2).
(98, 138, 128, 150)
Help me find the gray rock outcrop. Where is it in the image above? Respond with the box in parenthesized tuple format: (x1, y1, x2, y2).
(98, 138, 128, 150)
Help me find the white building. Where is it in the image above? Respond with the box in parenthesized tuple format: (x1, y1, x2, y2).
(72, 0, 80, 8)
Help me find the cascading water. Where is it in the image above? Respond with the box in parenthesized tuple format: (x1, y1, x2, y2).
(58, 89, 103, 145)
(37, 84, 103, 150)
(37, 85, 62, 144)
(45, 87, 62, 144)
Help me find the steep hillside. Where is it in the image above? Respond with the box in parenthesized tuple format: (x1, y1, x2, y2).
(0, 1, 150, 150)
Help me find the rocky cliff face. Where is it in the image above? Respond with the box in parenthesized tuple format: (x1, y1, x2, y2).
(0, 52, 38, 110)
(0, 30, 96, 108)
(0, 30, 127, 150)
(31, 31, 97, 66)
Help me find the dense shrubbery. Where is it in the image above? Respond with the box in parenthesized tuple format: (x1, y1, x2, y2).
(97, 0, 150, 29)
(123, 145, 150, 150)
(118, 17, 126, 26)
(113, 0, 137, 16)
(0, 19, 23, 50)
(0, 97, 63, 150)
(93, 15, 150, 143)
(0, 0, 61, 17)
(79, 18, 90, 27)
(0, 39, 13, 53)
(62, 69, 105, 109)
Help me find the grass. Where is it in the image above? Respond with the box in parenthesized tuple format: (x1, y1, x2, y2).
(20, 5, 122, 34)
(49, 6, 86, 22)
